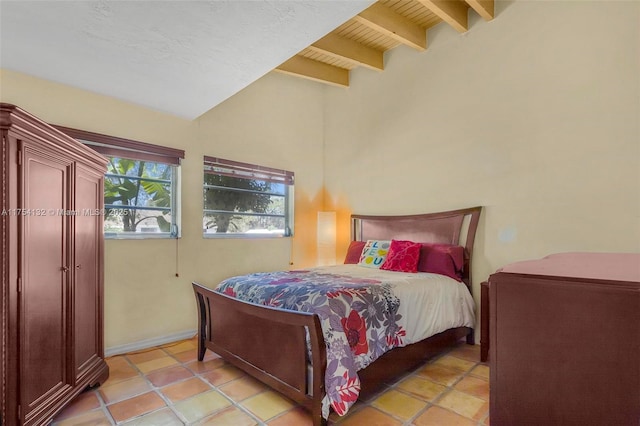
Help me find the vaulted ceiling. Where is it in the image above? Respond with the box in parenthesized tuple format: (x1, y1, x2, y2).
(0, 0, 494, 119)
(275, 0, 495, 86)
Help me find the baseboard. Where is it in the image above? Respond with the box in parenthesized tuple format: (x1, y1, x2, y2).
(105, 329, 197, 357)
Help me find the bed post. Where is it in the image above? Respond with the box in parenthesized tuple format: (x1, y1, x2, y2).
(463, 207, 481, 346)
(193, 285, 207, 361)
(466, 329, 475, 345)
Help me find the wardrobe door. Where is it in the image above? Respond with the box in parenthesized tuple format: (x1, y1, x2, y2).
(1, 131, 19, 426)
(73, 164, 104, 382)
(20, 141, 73, 426)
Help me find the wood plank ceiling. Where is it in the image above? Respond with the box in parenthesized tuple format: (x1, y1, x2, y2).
(274, 0, 494, 86)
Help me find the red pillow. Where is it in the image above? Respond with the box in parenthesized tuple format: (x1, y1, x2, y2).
(380, 240, 422, 273)
(417, 243, 465, 281)
(344, 241, 366, 264)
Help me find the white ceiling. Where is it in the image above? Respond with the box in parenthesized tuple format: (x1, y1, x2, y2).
(0, 0, 374, 119)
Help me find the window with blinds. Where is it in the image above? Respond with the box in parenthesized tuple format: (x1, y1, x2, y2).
(203, 156, 294, 237)
(55, 126, 184, 239)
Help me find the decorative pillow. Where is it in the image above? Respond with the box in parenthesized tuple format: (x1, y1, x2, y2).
(357, 240, 391, 268)
(417, 243, 465, 281)
(344, 241, 366, 264)
(381, 240, 422, 273)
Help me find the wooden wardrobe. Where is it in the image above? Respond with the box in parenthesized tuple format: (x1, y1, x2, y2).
(1, 103, 109, 426)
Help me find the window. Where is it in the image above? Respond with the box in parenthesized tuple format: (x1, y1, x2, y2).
(55, 126, 184, 239)
(203, 156, 294, 237)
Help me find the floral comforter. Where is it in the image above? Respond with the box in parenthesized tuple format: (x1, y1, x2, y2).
(214, 264, 475, 418)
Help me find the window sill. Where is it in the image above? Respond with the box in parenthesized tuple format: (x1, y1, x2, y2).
(202, 233, 291, 239)
(105, 233, 179, 240)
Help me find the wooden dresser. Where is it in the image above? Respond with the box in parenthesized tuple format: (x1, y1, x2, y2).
(488, 252, 640, 426)
(1, 104, 109, 426)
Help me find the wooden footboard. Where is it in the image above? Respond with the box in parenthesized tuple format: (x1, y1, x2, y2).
(192, 282, 327, 425)
(193, 281, 472, 425)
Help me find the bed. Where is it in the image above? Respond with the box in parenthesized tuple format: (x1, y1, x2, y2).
(192, 206, 481, 425)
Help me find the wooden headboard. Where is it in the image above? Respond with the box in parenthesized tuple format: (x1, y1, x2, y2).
(351, 206, 482, 288)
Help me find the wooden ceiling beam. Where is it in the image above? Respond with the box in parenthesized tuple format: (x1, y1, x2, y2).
(275, 56, 349, 87)
(417, 0, 469, 33)
(466, 0, 494, 21)
(354, 3, 427, 51)
(309, 33, 384, 71)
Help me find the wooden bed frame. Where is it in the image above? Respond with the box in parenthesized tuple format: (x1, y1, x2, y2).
(192, 206, 482, 425)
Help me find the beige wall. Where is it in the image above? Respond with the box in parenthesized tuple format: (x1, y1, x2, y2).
(2, 0, 638, 348)
(1, 69, 326, 349)
(322, 0, 640, 335)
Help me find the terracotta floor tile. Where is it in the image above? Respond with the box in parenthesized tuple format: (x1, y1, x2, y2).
(195, 406, 258, 426)
(146, 365, 194, 387)
(161, 377, 211, 403)
(448, 344, 481, 362)
(268, 407, 313, 426)
(103, 361, 140, 386)
(106, 356, 130, 370)
(397, 376, 447, 402)
(204, 350, 221, 359)
(52, 390, 101, 421)
(454, 375, 490, 400)
(339, 406, 402, 426)
(433, 355, 476, 373)
(474, 400, 490, 421)
(172, 390, 232, 423)
(107, 391, 166, 423)
(49, 339, 495, 426)
(174, 349, 219, 363)
(171, 349, 198, 364)
(120, 407, 184, 426)
(469, 364, 490, 380)
(358, 385, 391, 403)
(136, 356, 179, 374)
(371, 389, 424, 421)
(218, 376, 267, 402)
(201, 364, 245, 386)
(99, 376, 152, 404)
(436, 390, 487, 420)
(416, 364, 464, 386)
(242, 390, 295, 421)
(52, 408, 111, 426)
(413, 406, 477, 426)
(163, 340, 197, 354)
(186, 358, 226, 374)
(127, 349, 169, 364)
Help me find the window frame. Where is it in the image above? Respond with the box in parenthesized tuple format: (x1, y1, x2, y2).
(54, 125, 184, 240)
(203, 156, 294, 239)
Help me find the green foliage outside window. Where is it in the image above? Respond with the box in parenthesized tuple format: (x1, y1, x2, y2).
(203, 164, 292, 236)
(104, 157, 175, 235)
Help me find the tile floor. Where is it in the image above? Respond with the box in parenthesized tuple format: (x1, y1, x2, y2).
(52, 338, 490, 426)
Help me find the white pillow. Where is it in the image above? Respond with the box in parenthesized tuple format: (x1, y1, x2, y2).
(358, 240, 391, 268)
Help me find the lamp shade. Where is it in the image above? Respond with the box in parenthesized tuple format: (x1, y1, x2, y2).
(317, 211, 336, 246)
(317, 211, 336, 265)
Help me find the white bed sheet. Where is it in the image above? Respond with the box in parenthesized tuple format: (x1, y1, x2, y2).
(312, 264, 476, 346)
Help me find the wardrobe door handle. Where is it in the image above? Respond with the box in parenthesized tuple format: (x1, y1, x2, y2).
(61, 266, 69, 272)
(76, 265, 81, 270)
